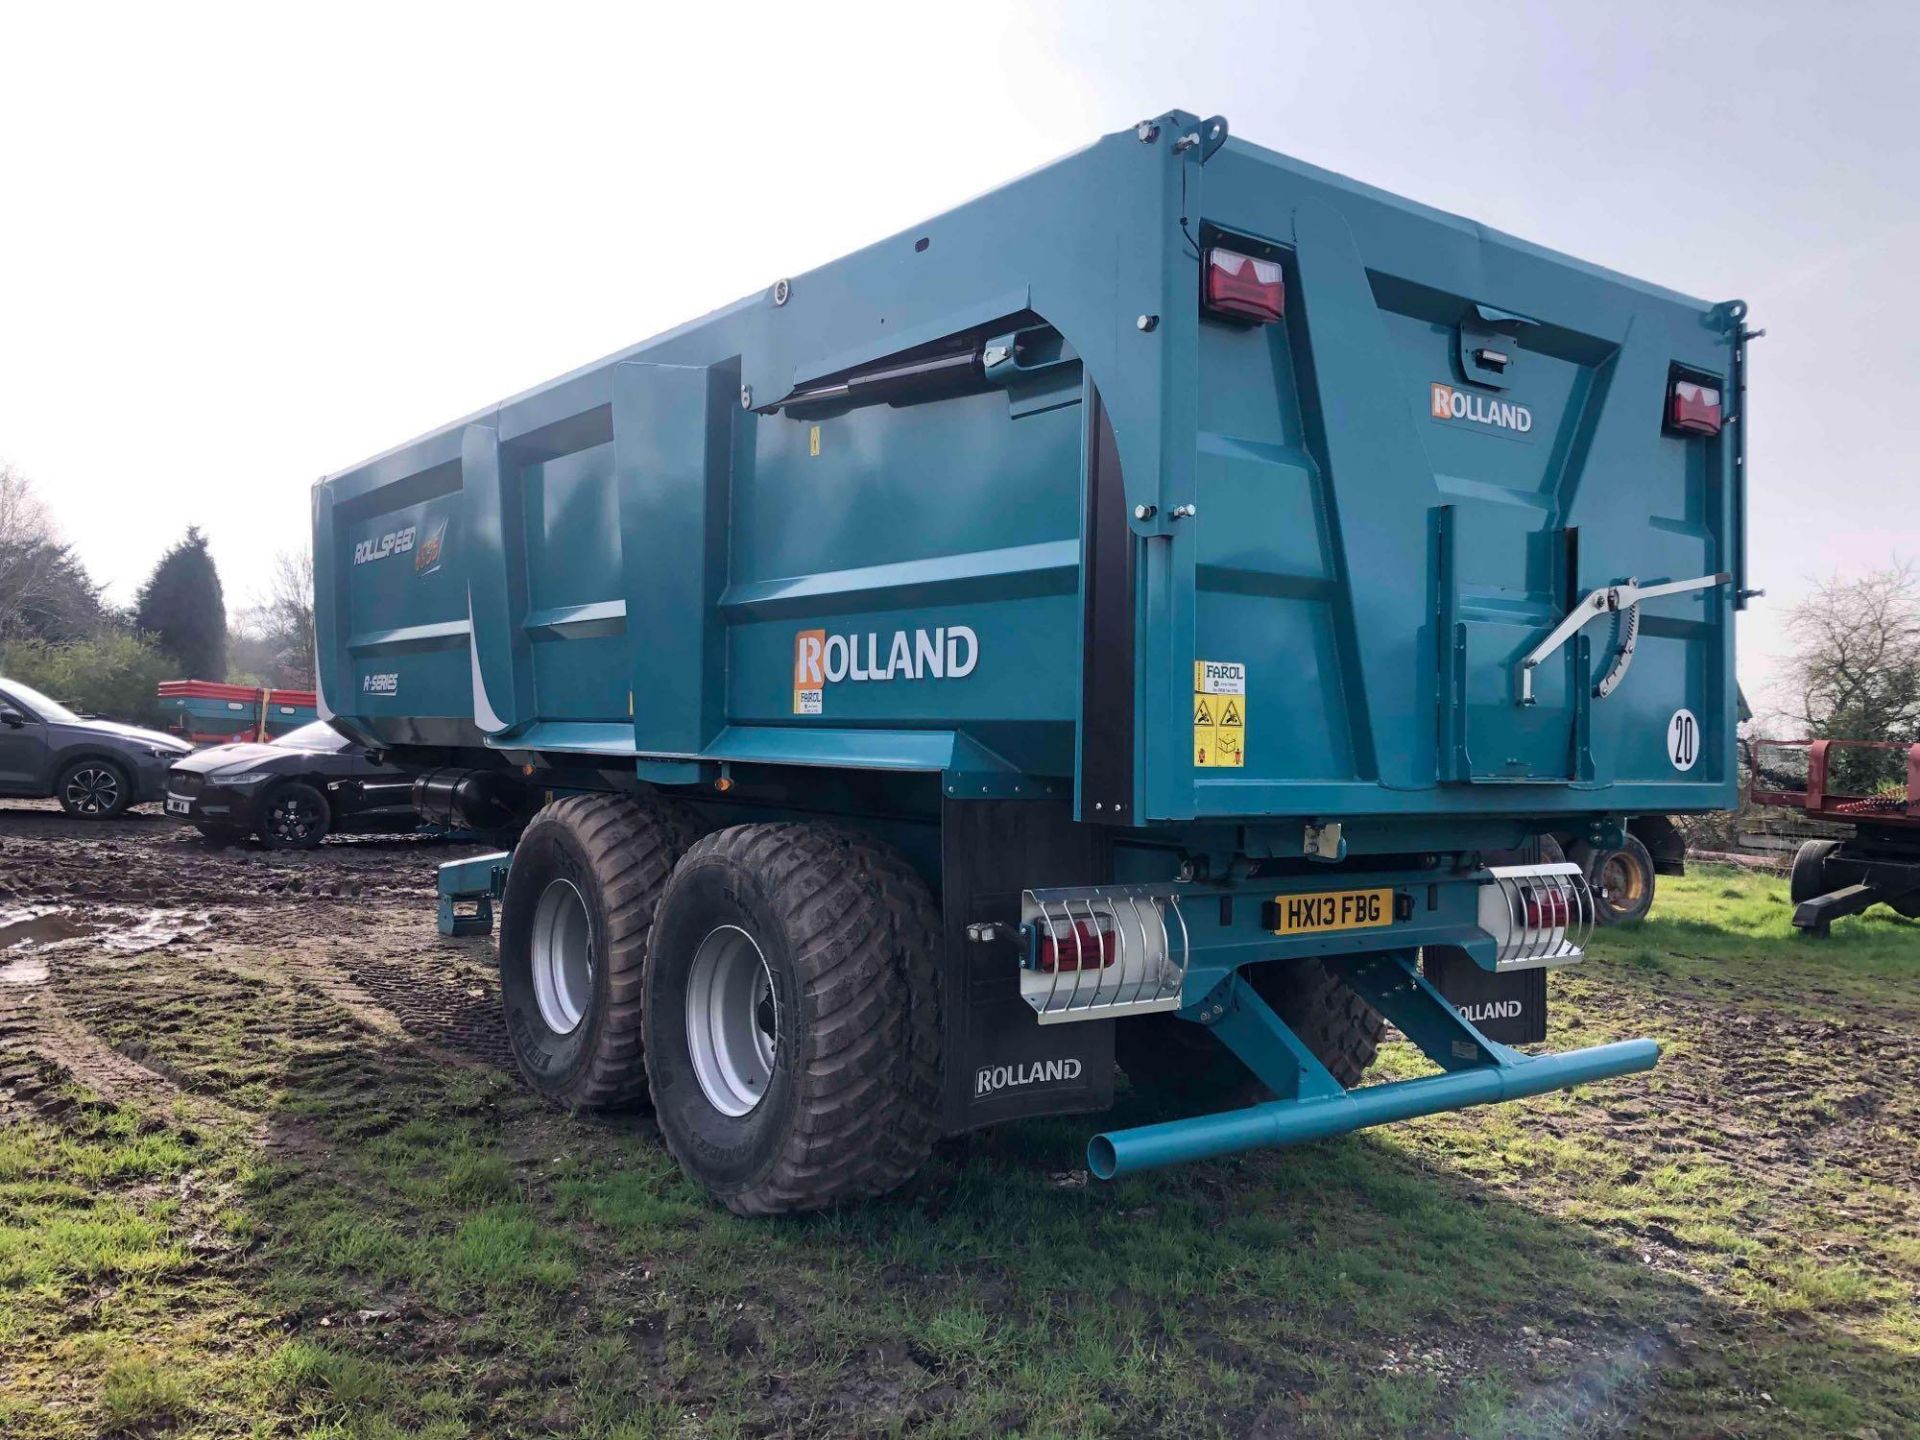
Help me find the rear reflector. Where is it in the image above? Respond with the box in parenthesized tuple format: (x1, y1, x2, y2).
(1668, 379, 1722, 436)
(1524, 888, 1571, 931)
(1204, 248, 1285, 324)
(1030, 919, 1117, 973)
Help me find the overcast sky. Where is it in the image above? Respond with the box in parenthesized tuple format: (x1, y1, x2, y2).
(2, 1, 1915, 706)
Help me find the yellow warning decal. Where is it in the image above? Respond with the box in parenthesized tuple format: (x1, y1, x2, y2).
(1193, 661, 1246, 767)
(809, 424, 821, 457)
(793, 628, 826, 715)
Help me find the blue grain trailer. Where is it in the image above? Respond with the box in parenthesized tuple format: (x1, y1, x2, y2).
(314, 111, 1753, 1214)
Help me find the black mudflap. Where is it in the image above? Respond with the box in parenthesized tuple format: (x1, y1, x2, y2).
(1422, 946, 1548, 1046)
(939, 799, 1115, 1133)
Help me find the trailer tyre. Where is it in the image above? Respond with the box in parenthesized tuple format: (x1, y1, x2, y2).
(643, 823, 940, 1215)
(1571, 835, 1657, 925)
(1790, 839, 1843, 906)
(1116, 959, 1384, 1109)
(498, 793, 700, 1109)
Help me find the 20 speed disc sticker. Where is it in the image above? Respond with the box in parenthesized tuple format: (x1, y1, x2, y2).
(1667, 709, 1700, 772)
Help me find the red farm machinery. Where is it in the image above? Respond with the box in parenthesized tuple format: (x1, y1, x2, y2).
(1748, 738, 1920, 935)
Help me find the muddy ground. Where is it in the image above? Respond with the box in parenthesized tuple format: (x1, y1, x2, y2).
(1, 799, 1916, 1438)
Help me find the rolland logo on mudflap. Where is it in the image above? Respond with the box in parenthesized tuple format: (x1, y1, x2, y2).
(1430, 382, 1533, 434)
(976, 1058, 1081, 1097)
(792, 625, 979, 716)
(1456, 999, 1523, 1024)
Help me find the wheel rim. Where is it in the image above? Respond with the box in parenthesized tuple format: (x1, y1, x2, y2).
(64, 767, 121, 814)
(530, 879, 594, 1036)
(1601, 852, 1646, 908)
(269, 792, 321, 843)
(685, 924, 778, 1117)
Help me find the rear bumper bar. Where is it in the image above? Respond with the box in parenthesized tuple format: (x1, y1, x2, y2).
(1091, 1036, 1656, 1177)
(1088, 951, 1658, 1179)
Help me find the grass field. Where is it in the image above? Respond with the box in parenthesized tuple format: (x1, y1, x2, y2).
(2, 853, 1915, 1438)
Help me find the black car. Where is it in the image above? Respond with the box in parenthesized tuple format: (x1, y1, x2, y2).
(165, 721, 422, 848)
(0, 676, 194, 816)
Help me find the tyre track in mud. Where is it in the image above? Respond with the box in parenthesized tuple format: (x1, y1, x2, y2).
(1, 800, 508, 1122)
(1543, 972, 1920, 1284)
(341, 942, 514, 1070)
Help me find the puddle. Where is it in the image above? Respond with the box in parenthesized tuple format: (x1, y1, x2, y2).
(100, 910, 212, 953)
(0, 909, 93, 950)
(0, 955, 50, 985)
(0, 906, 211, 956)
(0, 953, 51, 985)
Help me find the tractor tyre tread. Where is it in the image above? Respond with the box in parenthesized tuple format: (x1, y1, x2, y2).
(1790, 839, 1844, 907)
(1571, 834, 1658, 925)
(506, 792, 702, 1110)
(647, 823, 940, 1216)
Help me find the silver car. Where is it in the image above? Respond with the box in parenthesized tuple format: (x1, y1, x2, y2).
(0, 677, 193, 817)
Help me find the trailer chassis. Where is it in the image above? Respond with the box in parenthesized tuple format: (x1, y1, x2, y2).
(435, 820, 1661, 1179)
(1791, 846, 1920, 937)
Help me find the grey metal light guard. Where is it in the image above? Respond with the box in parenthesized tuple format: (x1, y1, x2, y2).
(1480, 861, 1596, 969)
(1019, 885, 1189, 1024)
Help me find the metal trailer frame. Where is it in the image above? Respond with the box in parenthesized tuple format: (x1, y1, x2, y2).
(437, 822, 1659, 1175)
(322, 108, 1753, 1187)
(1750, 738, 1920, 935)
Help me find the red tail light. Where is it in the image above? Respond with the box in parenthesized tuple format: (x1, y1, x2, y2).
(1032, 919, 1117, 972)
(1204, 248, 1285, 324)
(1523, 888, 1571, 930)
(1668, 378, 1722, 436)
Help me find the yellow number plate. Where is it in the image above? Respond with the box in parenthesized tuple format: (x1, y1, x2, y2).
(1268, 887, 1394, 936)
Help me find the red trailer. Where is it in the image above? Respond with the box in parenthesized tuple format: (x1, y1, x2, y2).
(156, 679, 319, 746)
(1747, 738, 1920, 934)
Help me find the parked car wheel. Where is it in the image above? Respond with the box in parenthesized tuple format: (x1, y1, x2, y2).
(643, 823, 941, 1215)
(497, 793, 699, 1109)
(260, 781, 332, 849)
(55, 759, 132, 818)
(1571, 835, 1657, 925)
(1790, 839, 1844, 905)
(1116, 958, 1384, 1110)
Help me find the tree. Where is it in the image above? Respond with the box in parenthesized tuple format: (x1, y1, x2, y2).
(0, 631, 174, 726)
(232, 547, 315, 687)
(134, 527, 228, 680)
(0, 463, 49, 550)
(1781, 560, 1920, 794)
(1783, 561, 1920, 741)
(0, 464, 107, 643)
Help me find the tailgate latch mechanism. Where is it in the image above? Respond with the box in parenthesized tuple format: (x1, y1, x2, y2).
(1517, 572, 1730, 705)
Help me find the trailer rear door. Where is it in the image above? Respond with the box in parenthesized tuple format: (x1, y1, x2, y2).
(1151, 152, 1744, 823)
